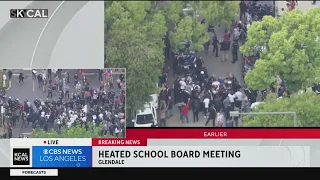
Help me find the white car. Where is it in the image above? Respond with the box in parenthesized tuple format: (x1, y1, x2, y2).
(133, 104, 158, 127)
(132, 94, 159, 127)
(250, 102, 264, 110)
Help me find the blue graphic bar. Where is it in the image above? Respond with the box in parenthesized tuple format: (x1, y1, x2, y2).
(32, 146, 92, 168)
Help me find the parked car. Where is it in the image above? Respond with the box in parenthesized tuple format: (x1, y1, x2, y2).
(132, 94, 158, 127)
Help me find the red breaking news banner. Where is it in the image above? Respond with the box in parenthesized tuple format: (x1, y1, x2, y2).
(92, 128, 320, 146)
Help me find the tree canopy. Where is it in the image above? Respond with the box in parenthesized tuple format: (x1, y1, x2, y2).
(105, 1, 166, 113)
(164, 1, 238, 52)
(240, 8, 320, 92)
(169, 16, 209, 52)
(198, 1, 239, 27)
(243, 92, 320, 127)
(31, 122, 107, 138)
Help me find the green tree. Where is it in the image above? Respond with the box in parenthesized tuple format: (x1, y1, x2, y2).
(31, 122, 110, 138)
(105, 1, 166, 113)
(199, 1, 239, 27)
(243, 92, 320, 127)
(240, 9, 320, 92)
(161, 1, 184, 30)
(170, 16, 210, 52)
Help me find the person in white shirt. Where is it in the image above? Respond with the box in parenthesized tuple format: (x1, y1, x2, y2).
(228, 93, 235, 109)
(81, 116, 86, 122)
(98, 113, 103, 120)
(234, 90, 243, 109)
(114, 126, 120, 137)
(2, 74, 6, 87)
(216, 113, 225, 127)
(179, 79, 187, 89)
(228, 93, 235, 103)
(186, 76, 192, 84)
(203, 98, 210, 118)
(41, 111, 45, 117)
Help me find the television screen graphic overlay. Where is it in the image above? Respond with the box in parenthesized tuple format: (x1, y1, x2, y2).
(32, 146, 92, 167)
(1, 69, 126, 138)
(12, 148, 30, 165)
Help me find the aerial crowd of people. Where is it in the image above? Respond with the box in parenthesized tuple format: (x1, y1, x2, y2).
(0, 69, 126, 138)
(156, 0, 277, 127)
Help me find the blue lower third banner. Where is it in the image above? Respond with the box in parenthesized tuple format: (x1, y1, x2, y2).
(32, 146, 92, 167)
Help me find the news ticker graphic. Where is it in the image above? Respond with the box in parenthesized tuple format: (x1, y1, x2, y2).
(10, 139, 92, 168)
(10, 9, 48, 18)
(7, 129, 320, 168)
(10, 169, 58, 177)
(94, 146, 310, 167)
(32, 146, 92, 167)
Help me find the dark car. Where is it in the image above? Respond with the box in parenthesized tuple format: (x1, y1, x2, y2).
(174, 49, 198, 74)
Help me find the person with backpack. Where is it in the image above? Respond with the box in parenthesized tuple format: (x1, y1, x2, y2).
(191, 98, 200, 122)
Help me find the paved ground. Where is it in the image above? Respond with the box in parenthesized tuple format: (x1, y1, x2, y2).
(4, 69, 123, 137)
(165, 24, 244, 127)
(276, 1, 320, 16)
(0, 1, 102, 69)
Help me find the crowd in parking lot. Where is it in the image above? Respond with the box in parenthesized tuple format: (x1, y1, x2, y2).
(1, 69, 126, 138)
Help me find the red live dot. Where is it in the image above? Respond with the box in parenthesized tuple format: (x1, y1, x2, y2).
(43, 141, 46, 144)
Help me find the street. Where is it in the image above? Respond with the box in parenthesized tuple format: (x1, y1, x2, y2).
(165, 24, 243, 127)
(4, 69, 123, 137)
(276, 1, 320, 16)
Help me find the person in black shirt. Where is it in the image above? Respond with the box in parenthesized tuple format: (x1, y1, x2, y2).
(212, 36, 219, 57)
(205, 105, 217, 127)
(7, 70, 12, 81)
(240, 1, 247, 20)
(19, 73, 24, 83)
(166, 97, 173, 118)
(220, 40, 230, 62)
(47, 86, 53, 98)
(191, 99, 200, 122)
(204, 40, 210, 54)
(232, 41, 239, 63)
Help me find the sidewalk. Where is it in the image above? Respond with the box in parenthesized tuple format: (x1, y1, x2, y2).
(277, 1, 320, 16)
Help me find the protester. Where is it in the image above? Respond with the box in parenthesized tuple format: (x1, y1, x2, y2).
(212, 35, 219, 57)
(205, 104, 217, 126)
(159, 100, 167, 127)
(181, 99, 190, 123)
